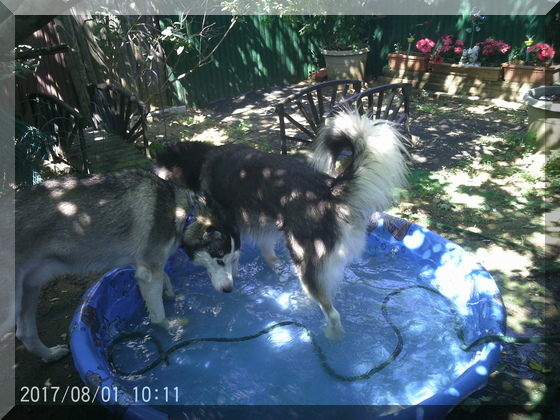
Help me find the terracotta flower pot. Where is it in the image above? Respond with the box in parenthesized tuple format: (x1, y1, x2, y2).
(502, 64, 560, 85)
(388, 52, 431, 72)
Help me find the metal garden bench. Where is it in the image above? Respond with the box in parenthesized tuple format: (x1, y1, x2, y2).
(86, 83, 150, 172)
(328, 83, 412, 139)
(274, 79, 362, 155)
(273, 82, 412, 175)
(23, 92, 89, 173)
(324, 83, 413, 174)
(87, 83, 149, 151)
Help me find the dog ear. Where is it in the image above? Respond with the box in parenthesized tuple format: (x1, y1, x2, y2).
(203, 230, 222, 242)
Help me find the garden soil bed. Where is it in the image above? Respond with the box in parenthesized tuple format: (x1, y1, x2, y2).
(5, 82, 560, 420)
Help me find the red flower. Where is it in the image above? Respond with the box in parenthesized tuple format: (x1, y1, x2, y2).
(476, 38, 511, 55)
(432, 55, 444, 64)
(528, 43, 556, 61)
(416, 38, 435, 53)
(433, 35, 464, 64)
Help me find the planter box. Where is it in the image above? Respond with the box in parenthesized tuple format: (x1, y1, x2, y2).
(431, 62, 503, 81)
(388, 52, 431, 72)
(503, 64, 560, 86)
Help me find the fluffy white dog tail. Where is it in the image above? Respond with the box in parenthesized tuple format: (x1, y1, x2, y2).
(312, 109, 409, 216)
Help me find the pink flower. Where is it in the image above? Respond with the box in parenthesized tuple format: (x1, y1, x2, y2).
(496, 41, 511, 54)
(528, 43, 556, 61)
(441, 35, 454, 46)
(416, 38, 435, 53)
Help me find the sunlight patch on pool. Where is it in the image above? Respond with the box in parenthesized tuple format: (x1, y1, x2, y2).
(267, 325, 294, 347)
(275, 292, 293, 310)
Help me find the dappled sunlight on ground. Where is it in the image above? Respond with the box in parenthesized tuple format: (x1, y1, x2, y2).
(464, 104, 495, 115)
(190, 127, 229, 144)
(474, 246, 534, 279)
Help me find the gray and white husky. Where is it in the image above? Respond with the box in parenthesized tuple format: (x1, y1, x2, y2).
(13, 168, 239, 362)
(155, 109, 409, 340)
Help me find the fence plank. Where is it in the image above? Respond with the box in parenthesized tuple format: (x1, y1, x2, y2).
(54, 16, 92, 121)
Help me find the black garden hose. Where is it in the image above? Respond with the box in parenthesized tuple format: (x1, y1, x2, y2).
(107, 284, 560, 381)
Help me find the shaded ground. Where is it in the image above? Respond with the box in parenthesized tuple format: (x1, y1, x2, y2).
(6, 82, 560, 419)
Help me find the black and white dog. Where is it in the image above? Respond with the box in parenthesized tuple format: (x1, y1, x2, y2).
(156, 110, 409, 340)
(10, 168, 239, 362)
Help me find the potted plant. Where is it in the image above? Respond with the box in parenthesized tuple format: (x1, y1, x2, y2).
(503, 39, 559, 85)
(295, 15, 371, 80)
(388, 36, 434, 72)
(387, 21, 433, 73)
(431, 35, 466, 65)
(476, 37, 512, 66)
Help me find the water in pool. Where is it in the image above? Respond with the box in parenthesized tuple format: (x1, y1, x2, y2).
(108, 243, 479, 412)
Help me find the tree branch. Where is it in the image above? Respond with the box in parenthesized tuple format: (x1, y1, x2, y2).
(188, 17, 238, 75)
(15, 44, 69, 61)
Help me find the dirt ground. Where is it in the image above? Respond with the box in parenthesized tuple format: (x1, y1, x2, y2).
(4, 82, 560, 419)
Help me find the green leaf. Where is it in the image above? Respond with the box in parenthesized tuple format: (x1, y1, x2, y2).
(529, 360, 542, 371)
(495, 361, 507, 373)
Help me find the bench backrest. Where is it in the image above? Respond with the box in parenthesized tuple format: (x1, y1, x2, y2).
(87, 83, 149, 154)
(274, 79, 362, 154)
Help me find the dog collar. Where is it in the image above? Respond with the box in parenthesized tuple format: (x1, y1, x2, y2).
(183, 206, 196, 230)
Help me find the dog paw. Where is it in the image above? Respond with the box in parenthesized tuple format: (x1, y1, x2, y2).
(163, 290, 176, 301)
(263, 256, 283, 273)
(261, 249, 279, 269)
(324, 325, 344, 342)
(42, 345, 70, 363)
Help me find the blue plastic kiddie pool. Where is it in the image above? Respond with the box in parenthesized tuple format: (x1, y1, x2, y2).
(70, 213, 505, 419)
